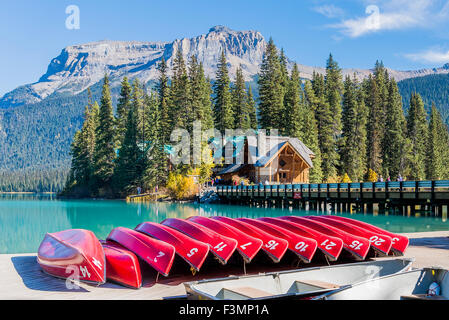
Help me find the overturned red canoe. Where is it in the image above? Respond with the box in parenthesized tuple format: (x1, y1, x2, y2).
(161, 218, 237, 265)
(37, 229, 105, 285)
(307, 216, 393, 256)
(257, 217, 343, 261)
(135, 222, 209, 271)
(280, 216, 370, 260)
(323, 215, 409, 255)
(100, 240, 142, 289)
(187, 216, 263, 263)
(237, 218, 318, 263)
(210, 216, 288, 263)
(107, 227, 175, 277)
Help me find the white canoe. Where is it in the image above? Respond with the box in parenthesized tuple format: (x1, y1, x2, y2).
(315, 267, 449, 300)
(184, 258, 414, 300)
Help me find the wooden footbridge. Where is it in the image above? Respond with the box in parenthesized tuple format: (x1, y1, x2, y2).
(217, 180, 449, 216)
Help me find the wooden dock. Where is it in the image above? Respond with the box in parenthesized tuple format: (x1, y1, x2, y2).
(1, 231, 448, 300)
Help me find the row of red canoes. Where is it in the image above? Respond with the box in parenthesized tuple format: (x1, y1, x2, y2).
(37, 215, 409, 289)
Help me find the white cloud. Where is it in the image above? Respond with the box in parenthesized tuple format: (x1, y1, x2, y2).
(313, 4, 345, 18)
(326, 0, 448, 38)
(405, 48, 449, 64)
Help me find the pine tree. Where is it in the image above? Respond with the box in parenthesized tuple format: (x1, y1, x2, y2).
(382, 78, 407, 180)
(365, 74, 383, 175)
(246, 85, 258, 130)
(156, 57, 172, 144)
(93, 75, 116, 194)
(171, 49, 191, 130)
(284, 63, 302, 137)
(213, 50, 234, 131)
(189, 57, 214, 130)
(231, 66, 251, 129)
(257, 38, 284, 130)
(426, 104, 449, 180)
(312, 72, 338, 181)
(406, 93, 428, 180)
(324, 54, 343, 156)
(116, 77, 132, 147)
(113, 89, 140, 195)
(341, 75, 367, 181)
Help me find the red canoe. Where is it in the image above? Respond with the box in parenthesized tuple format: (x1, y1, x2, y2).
(100, 240, 142, 289)
(135, 222, 209, 271)
(107, 227, 175, 277)
(307, 216, 393, 256)
(37, 229, 106, 285)
(279, 216, 370, 260)
(187, 216, 263, 263)
(161, 218, 237, 265)
(210, 216, 289, 263)
(323, 216, 409, 255)
(237, 218, 318, 263)
(257, 217, 343, 261)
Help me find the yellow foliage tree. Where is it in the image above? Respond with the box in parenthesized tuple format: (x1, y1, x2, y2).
(166, 172, 196, 200)
(367, 168, 378, 182)
(341, 173, 352, 183)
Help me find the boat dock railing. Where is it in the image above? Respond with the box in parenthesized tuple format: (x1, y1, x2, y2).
(126, 192, 160, 202)
(216, 180, 449, 214)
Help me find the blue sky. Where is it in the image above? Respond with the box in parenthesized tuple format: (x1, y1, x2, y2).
(1, 0, 449, 96)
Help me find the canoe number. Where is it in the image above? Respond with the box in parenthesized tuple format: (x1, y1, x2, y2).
(349, 240, 363, 250)
(391, 237, 399, 244)
(149, 251, 165, 263)
(187, 248, 198, 257)
(92, 257, 102, 270)
(294, 242, 309, 252)
(214, 242, 228, 252)
(79, 266, 91, 278)
(240, 242, 252, 250)
(369, 236, 386, 246)
(265, 240, 279, 250)
(321, 239, 337, 250)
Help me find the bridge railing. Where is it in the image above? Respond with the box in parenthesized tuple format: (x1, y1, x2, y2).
(216, 180, 449, 201)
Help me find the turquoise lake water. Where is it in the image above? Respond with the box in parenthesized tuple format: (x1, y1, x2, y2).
(0, 193, 448, 254)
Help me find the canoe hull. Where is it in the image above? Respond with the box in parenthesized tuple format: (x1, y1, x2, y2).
(135, 222, 209, 271)
(211, 216, 288, 263)
(307, 216, 393, 256)
(161, 218, 237, 265)
(280, 216, 370, 260)
(100, 240, 142, 289)
(257, 217, 343, 261)
(107, 227, 175, 277)
(323, 216, 409, 255)
(237, 218, 317, 263)
(187, 216, 263, 263)
(37, 229, 106, 285)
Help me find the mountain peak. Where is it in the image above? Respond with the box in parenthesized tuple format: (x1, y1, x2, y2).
(208, 25, 233, 33)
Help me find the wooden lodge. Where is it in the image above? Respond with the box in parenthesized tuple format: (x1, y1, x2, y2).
(217, 136, 315, 184)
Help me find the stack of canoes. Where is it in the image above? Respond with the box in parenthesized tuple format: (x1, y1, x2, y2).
(37, 215, 409, 289)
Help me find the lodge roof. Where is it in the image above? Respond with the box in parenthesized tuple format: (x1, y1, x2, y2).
(218, 135, 315, 175)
